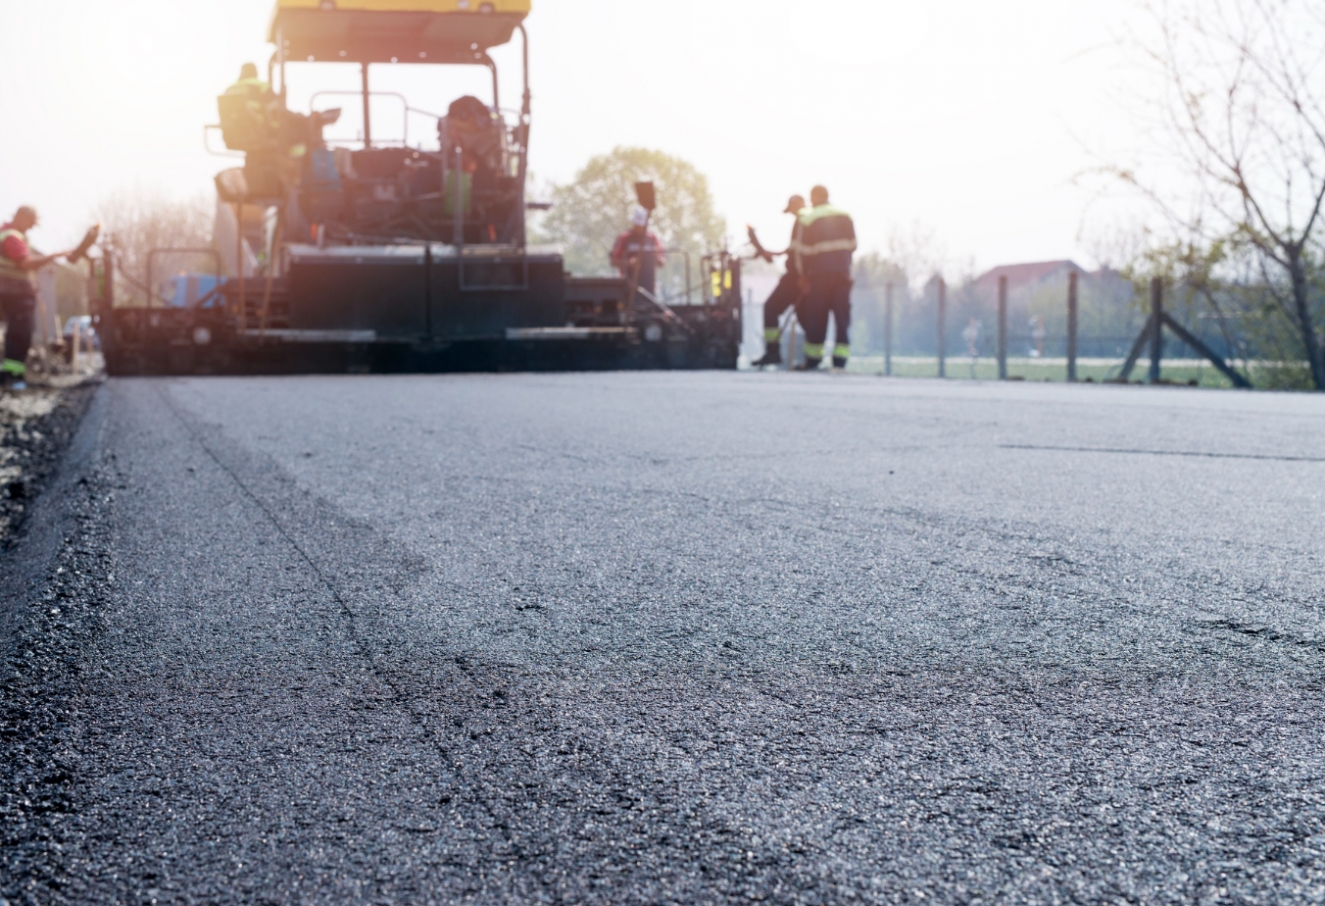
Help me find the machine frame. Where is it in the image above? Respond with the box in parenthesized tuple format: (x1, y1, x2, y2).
(94, 0, 742, 375)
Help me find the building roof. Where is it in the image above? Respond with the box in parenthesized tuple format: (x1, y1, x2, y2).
(973, 260, 1085, 291)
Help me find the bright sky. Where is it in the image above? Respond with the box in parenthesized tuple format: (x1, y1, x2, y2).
(0, 0, 1148, 272)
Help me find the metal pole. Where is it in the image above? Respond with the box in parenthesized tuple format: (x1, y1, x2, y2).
(453, 146, 465, 247)
(95, 250, 115, 367)
(1149, 277, 1163, 384)
(997, 275, 1008, 380)
(937, 277, 946, 378)
(1160, 312, 1252, 388)
(103, 250, 115, 311)
(1067, 271, 1079, 382)
(884, 282, 893, 376)
(360, 63, 372, 148)
(453, 147, 468, 289)
(259, 212, 282, 336)
(235, 200, 246, 332)
(424, 242, 433, 339)
(515, 25, 532, 248)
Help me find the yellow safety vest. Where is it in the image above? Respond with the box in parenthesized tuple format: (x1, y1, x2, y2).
(224, 78, 281, 129)
(225, 77, 272, 96)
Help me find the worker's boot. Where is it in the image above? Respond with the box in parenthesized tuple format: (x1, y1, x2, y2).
(1, 359, 25, 391)
(832, 344, 849, 371)
(751, 332, 782, 368)
(793, 357, 823, 372)
(832, 356, 848, 370)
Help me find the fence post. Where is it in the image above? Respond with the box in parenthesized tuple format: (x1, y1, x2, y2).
(937, 277, 947, 378)
(884, 282, 893, 377)
(1067, 271, 1079, 382)
(997, 275, 1008, 380)
(1149, 277, 1163, 384)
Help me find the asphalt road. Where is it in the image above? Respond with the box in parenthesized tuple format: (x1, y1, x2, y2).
(4, 372, 1325, 905)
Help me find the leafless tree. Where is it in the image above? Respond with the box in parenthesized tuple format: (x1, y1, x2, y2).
(92, 189, 213, 305)
(885, 221, 949, 293)
(1119, 0, 1325, 387)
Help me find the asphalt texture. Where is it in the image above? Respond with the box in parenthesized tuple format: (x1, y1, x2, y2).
(4, 372, 1325, 905)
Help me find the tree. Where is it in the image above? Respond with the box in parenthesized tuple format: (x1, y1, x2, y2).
(537, 147, 726, 300)
(1118, 0, 1325, 388)
(92, 189, 213, 306)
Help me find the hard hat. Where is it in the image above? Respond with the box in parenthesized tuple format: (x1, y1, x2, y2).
(630, 206, 649, 227)
(783, 195, 806, 214)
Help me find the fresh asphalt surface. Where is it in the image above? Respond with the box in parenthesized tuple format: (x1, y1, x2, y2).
(4, 372, 1325, 905)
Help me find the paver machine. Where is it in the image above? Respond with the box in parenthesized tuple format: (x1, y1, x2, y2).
(94, 0, 742, 374)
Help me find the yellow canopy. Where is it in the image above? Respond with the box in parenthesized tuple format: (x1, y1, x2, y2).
(270, 0, 532, 64)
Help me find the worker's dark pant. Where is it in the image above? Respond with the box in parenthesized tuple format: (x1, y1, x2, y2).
(799, 273, 852, 363)
(1, 292, 35, 372)
(762, 273, 802, 340)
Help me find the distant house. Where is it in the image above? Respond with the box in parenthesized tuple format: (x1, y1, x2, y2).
(973, 260, 1087, 295)
(964, 260, 1140, 357)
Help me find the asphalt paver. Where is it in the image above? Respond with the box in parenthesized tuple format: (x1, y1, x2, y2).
(4, 373, 1325, 905)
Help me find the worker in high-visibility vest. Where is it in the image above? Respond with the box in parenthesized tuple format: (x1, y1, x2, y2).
(610, 206, 666, 298)
(792, 185, 857, 370)
(0, 207, 72, 389)
(748, 194, 807, 368)
(222, 63, 280, 143)
(219, 63, 328, 199)
(227, 62, 269, 93)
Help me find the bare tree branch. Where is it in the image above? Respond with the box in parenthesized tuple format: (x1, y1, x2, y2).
(1120, 0, 1325, 386)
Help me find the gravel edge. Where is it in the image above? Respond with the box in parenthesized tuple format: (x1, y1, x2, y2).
(0, 384, 117, 906)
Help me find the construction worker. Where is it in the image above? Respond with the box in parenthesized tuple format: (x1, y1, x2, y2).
(219, 63, 322, 200)
(748, 194, 808, 367)
(792, 185, 857, 370)
(0, 207, 71, 389)
(610, 206, 666, 298)
(230, 61, 267, 91)
(221, 63, 278, 142)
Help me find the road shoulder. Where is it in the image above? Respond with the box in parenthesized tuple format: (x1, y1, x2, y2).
(0, 381, 104, 674)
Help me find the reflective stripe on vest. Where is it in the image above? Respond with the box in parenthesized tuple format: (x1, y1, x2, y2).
(797, 204, 853, 228)
(795, 205, 857, 261)
(0, 229, 30, 283)
(801, 238, 858, 256)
